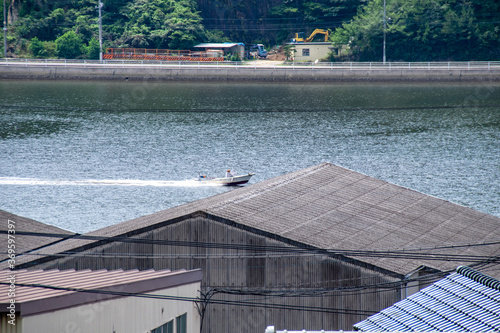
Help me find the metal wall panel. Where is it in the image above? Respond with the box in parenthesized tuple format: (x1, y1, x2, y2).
(37, 215, 402, 332)
(0, 314, 22, 333)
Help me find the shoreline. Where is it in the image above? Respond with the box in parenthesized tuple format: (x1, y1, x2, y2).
(1, 62, 499, 82)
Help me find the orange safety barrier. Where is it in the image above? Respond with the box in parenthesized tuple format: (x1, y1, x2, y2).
(104, 48, 224, 62)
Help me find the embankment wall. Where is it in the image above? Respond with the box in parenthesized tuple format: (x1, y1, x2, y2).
(0, 64, 499, 82)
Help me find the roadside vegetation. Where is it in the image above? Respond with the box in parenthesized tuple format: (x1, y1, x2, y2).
(1, 0, 499, 61)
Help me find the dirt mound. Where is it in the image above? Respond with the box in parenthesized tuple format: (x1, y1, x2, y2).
(267, 46, 287, 61)
(267, 52, 286, 61)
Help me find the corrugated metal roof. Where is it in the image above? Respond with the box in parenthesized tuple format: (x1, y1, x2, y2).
(0, 210, 75, 262)
(0, 268, 202, 316)
(194, 43, 243, 48)
(7, 163, 500, 279)
(354, 266, 500, 331)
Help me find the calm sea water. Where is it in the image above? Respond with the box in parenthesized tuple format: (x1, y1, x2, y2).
(1, 80, 499, 233)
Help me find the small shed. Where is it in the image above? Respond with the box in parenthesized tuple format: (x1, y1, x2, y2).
(194, 43, 245, 60)
(288, 42, 332, 62)
(0, 268, 202, 333)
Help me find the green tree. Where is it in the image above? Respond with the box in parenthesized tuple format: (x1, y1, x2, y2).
(121, 0, 205, 49)
(205, 30, 231, 43)
(163, 0, 205, 49)
(43, 41, 57, 58)
(283, 44, 296, 61)
(75, 15, 95, 43)
(55, 30, 84, 59)
(86, 37, 100, 59)
(29, 37, 45, 57)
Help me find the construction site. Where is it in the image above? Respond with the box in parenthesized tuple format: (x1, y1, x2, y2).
(103, 30, 331, 63)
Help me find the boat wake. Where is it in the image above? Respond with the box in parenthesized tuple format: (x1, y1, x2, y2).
(0, 177, 221, 187)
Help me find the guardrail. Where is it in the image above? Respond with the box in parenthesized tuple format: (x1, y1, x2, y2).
(284, 61, 500, 70)
(0, 58, 244, 67)
(1, 58, 500, 70)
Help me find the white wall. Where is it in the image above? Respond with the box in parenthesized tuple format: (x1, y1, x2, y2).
(292, 44, 331, 62)
(21, 283, 201, 333)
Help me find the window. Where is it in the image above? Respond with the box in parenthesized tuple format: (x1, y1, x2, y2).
(151, 320, 173, 333)
(151, 313, 186, 333)
(165, 321, 174, 333)
(176, 313, 187, 333)
(302, 48, 310, 56)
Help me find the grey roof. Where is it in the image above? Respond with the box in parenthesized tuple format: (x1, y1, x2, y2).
(287, 42, 332, 45)
(9, 163, 500, 277)
(354, 266, 500, 331)
(0, 210, 75, 263)
(0, 268, 202, 316)
(194, 43, 243, 48)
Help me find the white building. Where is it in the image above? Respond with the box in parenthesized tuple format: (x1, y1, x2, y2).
(0, 268, 202, 333)
(193, 43, 245, 60)
(288, 42, 332, 62)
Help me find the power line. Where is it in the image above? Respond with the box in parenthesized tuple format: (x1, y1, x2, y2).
(1, 230, 499, 265)
(0, 265, 458, 313)
(2, 231, 496, 301)
(2, 229, 500, 258)
(211, 269, 452, 297)
(6, 248, 492, 291)
(0, 281, 376, 315)
(4, 247, 499, 263)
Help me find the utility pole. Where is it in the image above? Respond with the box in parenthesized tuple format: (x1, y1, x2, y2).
(3, 0, 7, 58)
(98, 0, 103, 62)
(383, 0, 386, 64)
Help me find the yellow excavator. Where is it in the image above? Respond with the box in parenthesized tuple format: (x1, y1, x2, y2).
(292, 29, 329, 43)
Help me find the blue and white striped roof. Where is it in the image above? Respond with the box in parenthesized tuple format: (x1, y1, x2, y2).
(354, 266, 500, 331)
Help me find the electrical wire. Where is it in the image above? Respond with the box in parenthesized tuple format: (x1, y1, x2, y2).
(3, 248, 499, 264)
(0, 265, 459, 315)
(0, 280, 376, 315)
(2, 229, 500, 262)
(1, 230, 499, 276)
(1, 230, 497, 302)
(5, 248, 492, 292)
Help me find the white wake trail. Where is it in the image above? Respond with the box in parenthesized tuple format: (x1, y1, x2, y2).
(0, 177, 220, 187)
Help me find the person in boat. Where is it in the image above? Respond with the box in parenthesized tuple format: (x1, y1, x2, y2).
(226, 169, 233, 178)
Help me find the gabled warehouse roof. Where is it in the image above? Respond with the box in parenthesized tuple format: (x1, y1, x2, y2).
(0, 268, 202, 316)
(354, 266, 500, 331)
(0, 210, 75, 263)
(9, 163, 500, 278)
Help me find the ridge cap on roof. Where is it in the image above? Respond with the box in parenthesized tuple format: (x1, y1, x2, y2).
(456, 266, 500, 291)
(205, 162, 334, 212)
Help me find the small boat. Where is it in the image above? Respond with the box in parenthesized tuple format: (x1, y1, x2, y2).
(196, 173, 255, 186)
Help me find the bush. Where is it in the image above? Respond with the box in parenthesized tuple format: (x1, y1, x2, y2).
(29, 37, 45, 58)
(43, 41, 57, 58)
(230, 53, 241, 61)
(86, 37, 100, 60)
(55, 31, 84, 59)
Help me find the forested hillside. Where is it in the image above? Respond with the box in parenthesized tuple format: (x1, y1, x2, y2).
(331, 0, 500, 61)
(1, 0, 499, 61)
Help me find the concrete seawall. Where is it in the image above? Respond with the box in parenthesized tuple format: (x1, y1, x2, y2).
(1, 63, 499, 82)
